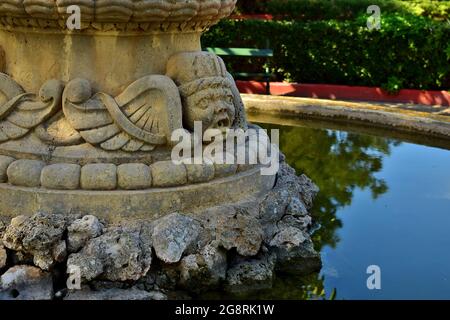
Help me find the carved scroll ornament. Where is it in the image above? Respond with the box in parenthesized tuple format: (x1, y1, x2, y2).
(62, 75, 184, 151)
(0, 73, 64, 142)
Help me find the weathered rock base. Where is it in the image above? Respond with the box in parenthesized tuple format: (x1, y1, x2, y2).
(0, 160, 321, 300)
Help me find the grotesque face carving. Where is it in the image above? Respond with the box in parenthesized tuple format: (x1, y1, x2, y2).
(180, 78, 236, 132)
(167, 52, 237, 132)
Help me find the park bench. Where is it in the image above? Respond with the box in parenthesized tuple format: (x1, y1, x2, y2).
(204, 47, 274, 95)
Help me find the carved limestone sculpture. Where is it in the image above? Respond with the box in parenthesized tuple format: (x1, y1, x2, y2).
(0, 3, 323, 300)
(62, 76, 183, 151)
(0, 0, 276, 221)
(167, 51, 246, 132)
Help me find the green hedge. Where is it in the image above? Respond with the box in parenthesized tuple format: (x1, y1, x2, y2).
(266, 0, 404, 21)
(203, 14, 450, 91)
(404, 0, 450, 20)
(236, 0, 450, 21)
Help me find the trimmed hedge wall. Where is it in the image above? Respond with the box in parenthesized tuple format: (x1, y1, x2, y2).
(203, 14, 450, 91)
(266, 0, 404, 21)
(237, 0, 450, 21)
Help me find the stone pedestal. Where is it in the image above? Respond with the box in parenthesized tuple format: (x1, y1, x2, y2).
(0, 29, 202, 94)
(0, 0, 276, 219)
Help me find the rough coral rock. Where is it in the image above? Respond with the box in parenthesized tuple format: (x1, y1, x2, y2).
(0, 158, 321, 299)
(258, 163, 318, 243)
(2, 213, 67, 270)
(140, 265, 181, 292)
(270, 227, 308, 248)
(0, 265, 53, 300)
(269, 227, 321, 275)
(276, 163, 319, 210)
(10, 251, 34, 266)
(286, 196, 309, 217)
(278, 214, 312, 232)
(0, 219, 5, 246)
(179, 241, 227, 291)
(52, 240, 67, 263)
(67, 225, 152, 282)
(0, 245, 6, 269)
(225, 252, 276, 293)
(258, 188, 291, 242)
(67, 215, 103, 253)
(199, 205, 263, 257)
(152, 213, 201, 264)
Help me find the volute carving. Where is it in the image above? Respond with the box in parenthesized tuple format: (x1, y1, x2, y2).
(62, 76, 183, 152)
(0, 73, 64, 142)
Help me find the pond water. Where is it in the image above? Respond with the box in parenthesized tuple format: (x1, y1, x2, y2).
(244, 117, 450, 300)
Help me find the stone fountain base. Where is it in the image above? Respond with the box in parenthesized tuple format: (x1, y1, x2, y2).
(0, 159, 321, 300)
(0, 0, 322, 300)
(0, 165, 275, 222)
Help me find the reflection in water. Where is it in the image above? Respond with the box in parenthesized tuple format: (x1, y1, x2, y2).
(204, 120, 449, 300)
(256, 123, 399, 299)
(261, 123, 398, 250)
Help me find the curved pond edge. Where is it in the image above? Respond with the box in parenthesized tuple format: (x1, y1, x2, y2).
(242, 94, 450, 141)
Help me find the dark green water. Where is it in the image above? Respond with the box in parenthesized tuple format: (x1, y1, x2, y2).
(254, 121, 450, 300)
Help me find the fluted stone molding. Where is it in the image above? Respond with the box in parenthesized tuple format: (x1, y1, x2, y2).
(0, 0, 237, 32)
